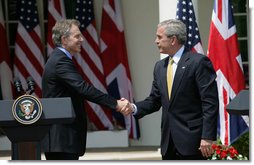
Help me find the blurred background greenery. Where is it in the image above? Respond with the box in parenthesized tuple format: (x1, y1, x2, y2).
(231, 132, 249, 159)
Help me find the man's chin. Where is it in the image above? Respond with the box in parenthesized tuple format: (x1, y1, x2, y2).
(77, 48, 81, 53)
(158, 48, 164, 53)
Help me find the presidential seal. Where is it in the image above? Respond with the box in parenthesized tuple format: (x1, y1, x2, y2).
(12, 95, 42, 125)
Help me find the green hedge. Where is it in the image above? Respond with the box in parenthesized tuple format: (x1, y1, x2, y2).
(231, 132, 249, 159)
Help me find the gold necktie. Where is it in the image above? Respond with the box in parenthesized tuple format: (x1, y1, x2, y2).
(167, 57, 174, 99)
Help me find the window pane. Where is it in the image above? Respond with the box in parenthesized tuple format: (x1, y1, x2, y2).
(44, 22, 48, 33)
(239, 40, 248, 62)
(43, 0, 48, 19)
(44, 22, 48, 44)
(10, 47, 15, 64)
(8, 23, 18, 46)
(242, 63, 249, 88)
(1, 0, 6, 18)
(234, 16, 247, 37)
(232, 0, 247, 13)
(7, 0, 18, 20)
(64, 0, 75, 18)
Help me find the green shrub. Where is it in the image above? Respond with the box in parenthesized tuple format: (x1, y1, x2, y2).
(231, 132, 249, 159)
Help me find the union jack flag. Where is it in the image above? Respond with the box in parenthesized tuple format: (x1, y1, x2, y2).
(176, 0, 204, 54)
(14, 0, 44, 97)
(74, 0, 115, 130)
(207, 0, 249, 145)
(100, 0, 140, 139)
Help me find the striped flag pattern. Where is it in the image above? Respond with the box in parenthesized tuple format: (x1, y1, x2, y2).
(176, 0, 204, 54)
(100, 0, 140, 139)
(14, 0, 44, 97)
(0, 2, 13, 100)
(47, 0, 66, 56)
(207, 0, 249, 145)
(73, 0, 115, 130)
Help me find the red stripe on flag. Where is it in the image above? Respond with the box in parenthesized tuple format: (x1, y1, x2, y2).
(47, 0, 66, 56)
(79, 49, 105, 83)
(14, 58, 30, 80)
(15, 34, 43, 75)
(82, 30, 101, 54)
(54, 0, 62, 13)
(47, 14, 55, 47)
(30, 30, 44, 52)
(14, 60, 42, 96)
(218, 0, 222, 23)
(85, 103, 109, 130)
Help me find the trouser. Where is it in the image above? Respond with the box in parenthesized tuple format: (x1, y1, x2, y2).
(44, 152, 79, 160)
(162, 135, 205, 160)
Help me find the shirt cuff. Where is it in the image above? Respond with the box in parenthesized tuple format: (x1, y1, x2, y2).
(131, 103, 137, 115)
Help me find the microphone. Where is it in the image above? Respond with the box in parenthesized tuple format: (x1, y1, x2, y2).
(27, 76, 35, 95)
(14, 77, 23, 94)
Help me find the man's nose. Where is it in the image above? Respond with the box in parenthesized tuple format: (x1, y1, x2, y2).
(155, 38, 159, 44)
(80, 36, 84, 41)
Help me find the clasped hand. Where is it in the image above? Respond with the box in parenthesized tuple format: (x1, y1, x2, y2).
(116, 98, 133, 116)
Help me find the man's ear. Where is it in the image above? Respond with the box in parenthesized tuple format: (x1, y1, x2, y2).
(171, 36, 178, 46)
(61, 35, 66, 45)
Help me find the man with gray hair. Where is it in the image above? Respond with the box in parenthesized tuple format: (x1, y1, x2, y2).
(41, 19, 129, 160)
(121, 19, 219, 160)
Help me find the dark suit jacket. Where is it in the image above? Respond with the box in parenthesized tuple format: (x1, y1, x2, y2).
(134, 51, 219, 156)
(41, 48, 117, 156)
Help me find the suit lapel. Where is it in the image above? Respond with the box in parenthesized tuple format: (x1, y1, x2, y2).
(162, 57, 170, 100)
(170, 52, 190, 103)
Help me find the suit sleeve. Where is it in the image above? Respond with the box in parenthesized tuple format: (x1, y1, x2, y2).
(135, 62, 162, 119)
(195, 56, 219, 140)
(55, 56, 117, 110)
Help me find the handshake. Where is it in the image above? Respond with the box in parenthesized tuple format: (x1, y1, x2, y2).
(116, 98, 134, 116)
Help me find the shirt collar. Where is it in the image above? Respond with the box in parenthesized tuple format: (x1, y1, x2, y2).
(172, 46, 184, 65)
(57, 47, 72, 59)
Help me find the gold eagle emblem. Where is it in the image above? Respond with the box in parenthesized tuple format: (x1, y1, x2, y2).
(19, 100, 36, 119)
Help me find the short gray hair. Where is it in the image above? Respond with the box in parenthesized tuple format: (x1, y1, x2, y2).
(158, 19, 187, 45)
(52, 19, 80, 46)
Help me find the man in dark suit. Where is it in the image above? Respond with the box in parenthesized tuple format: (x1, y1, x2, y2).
(41, 19, 128, 160)
(121, 19, 219, 160)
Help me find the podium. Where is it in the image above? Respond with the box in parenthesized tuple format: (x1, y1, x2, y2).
(0, 97, 75, 160)
(226, 90, 249, 115)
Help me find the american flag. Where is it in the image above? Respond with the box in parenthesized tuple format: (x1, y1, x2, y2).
(74, 0, 115, 130)
(0, 2, 13, 100)
(100, 0, 140, 139)
(47, 0, 66, 56)
(14, 0, 44, 97)
(207, 0, 249, 145)
(176, 0, 204, 54)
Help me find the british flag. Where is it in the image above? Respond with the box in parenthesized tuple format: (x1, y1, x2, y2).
(176, 0, 204, 54)
(100, 0, 140, 139)
(73, 0, 115, 130)
(207, 0, 249, 145)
